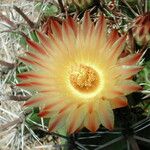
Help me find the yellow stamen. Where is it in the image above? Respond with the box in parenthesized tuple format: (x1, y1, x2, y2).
(70, 64, 99, 93)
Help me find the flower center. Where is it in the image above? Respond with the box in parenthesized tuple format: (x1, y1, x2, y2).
(70, 64, 99, 93)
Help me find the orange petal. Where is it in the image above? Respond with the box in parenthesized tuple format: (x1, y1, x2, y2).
(99, 100, 114, 130)
(48, 112, 66, 132)
(84, 23, 94, 48)
(23, 97, 43, 106)
(119, 80, 142, 93)
(120, 66, 143, 79)
(118, 52, 142, 65)
(66, 16, 77, 36)
(25, 52, 42, 61)
(19, 56, 48, 70)
(62, 21, 75, 46)
(36, 31, 52, 51)
(108, 35, 127, 62)
(110, 96, 128, 109)
(31, 81, 48, 86)
(75, 123, 84, 133)
(110, 90, 124, 97)
(104, 88, 124, 99)
(43, 99, 64, 111)
(67, 105, 86, 134)
(84, 111, 100, 132)
(122, 84, 142, 91)
(58, 103, 72, 114)
(17, 72, 47, 80)
(26, 38, 47, 55)
(17, 72, 49, 81)
(34, 61, 50, 70)
(95, 14, 107, 47)
(47, 33, 65, 53)
(17, 81, 49, 88)
(49, 103, 78, 132)
(105, 29, 120, 49)
(38, 111, 50, 117)
(39, 89, 57, 93)
(17, 73, 30, 80)
(51, 20, 62, 40)
(88, 101, 94, 113)
(82, 11, 91, 37)
(19, 57, 35, 65)
(16, 83, 32, 87)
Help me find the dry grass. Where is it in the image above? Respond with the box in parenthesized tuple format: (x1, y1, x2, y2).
(0, 1, 62, 149)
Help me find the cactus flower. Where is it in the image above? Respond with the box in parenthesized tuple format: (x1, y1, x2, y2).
(17, 12, 142, 134)
(132, 13, 150, 46)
